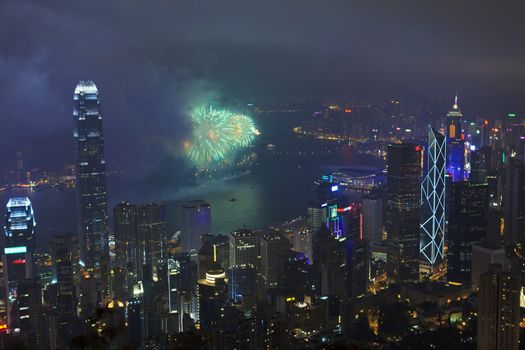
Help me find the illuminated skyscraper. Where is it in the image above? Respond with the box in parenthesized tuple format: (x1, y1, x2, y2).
(73, 81, 109, 293)
(446, 95, 465, 182)
(4, 197, 36, 251)
(385, 143, 422, 282)
(292, 226, 313, 264)
(3, 197, 36, 331)
(167, 257, 182, 315)
(420, 127, 446, 268)
(114, 202, 140, 290)
(201, 233, 230, 272)
(138, 203, 166, 278)
(306, 200, 328, 232)
(260, 232, 289, 290)
(180, 200, 212, 258)
(2, 246, 32, 332)
(229, 229, 257, 267)
(18, 278, 44, 349)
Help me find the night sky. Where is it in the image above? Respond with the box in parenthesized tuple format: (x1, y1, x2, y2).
(1, 0, 525, 173)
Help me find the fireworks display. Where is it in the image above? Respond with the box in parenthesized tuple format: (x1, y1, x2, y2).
(184, 105, 260, 165)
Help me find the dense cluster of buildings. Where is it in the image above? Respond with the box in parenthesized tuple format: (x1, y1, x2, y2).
(0, 83, 524, 349)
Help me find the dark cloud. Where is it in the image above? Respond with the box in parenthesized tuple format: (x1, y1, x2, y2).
(1, 0, 525, 173)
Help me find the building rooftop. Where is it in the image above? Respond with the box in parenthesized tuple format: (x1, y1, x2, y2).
(74, 80, 98, 95)
(6, 197, 32, 208)
(231, 228, 254, 237)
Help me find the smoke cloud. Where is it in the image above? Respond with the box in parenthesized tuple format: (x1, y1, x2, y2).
(1, 0, 525, 177)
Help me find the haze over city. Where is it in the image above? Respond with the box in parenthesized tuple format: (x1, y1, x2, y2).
(1, 1, 525, 349)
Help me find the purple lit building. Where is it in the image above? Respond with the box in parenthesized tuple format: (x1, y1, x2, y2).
(181, 200, 212, 259)
(446, 96, 465, 182)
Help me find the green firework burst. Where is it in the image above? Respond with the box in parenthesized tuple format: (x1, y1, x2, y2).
(184, 105, 259, 165)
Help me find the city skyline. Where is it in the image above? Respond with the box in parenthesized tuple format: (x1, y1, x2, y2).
(1, 1, 525, 349)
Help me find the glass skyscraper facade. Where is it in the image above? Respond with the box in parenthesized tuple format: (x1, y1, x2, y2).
(138, 202, 166, 279)
(114, 202, 140, 293)
(420, 127, 446, 267)
(447, 181, 489, 284)
(180, 200, 212, 259)
(385, 143, 422, 282)
(73, 81, 109, 290)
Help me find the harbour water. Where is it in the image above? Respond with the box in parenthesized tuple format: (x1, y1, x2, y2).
(1, 111, 384, 248)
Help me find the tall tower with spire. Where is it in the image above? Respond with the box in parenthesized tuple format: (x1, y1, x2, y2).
(446, 95, 465, 182)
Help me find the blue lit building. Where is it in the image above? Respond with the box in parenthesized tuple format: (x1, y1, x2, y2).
(73, 81, 109, 294)
(446, 96, 465, 182)
(420, 127, 446, 268)
(314, 175, 348, 239)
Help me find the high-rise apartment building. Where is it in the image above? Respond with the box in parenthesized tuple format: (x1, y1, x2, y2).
(478, 264, 519, 350)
